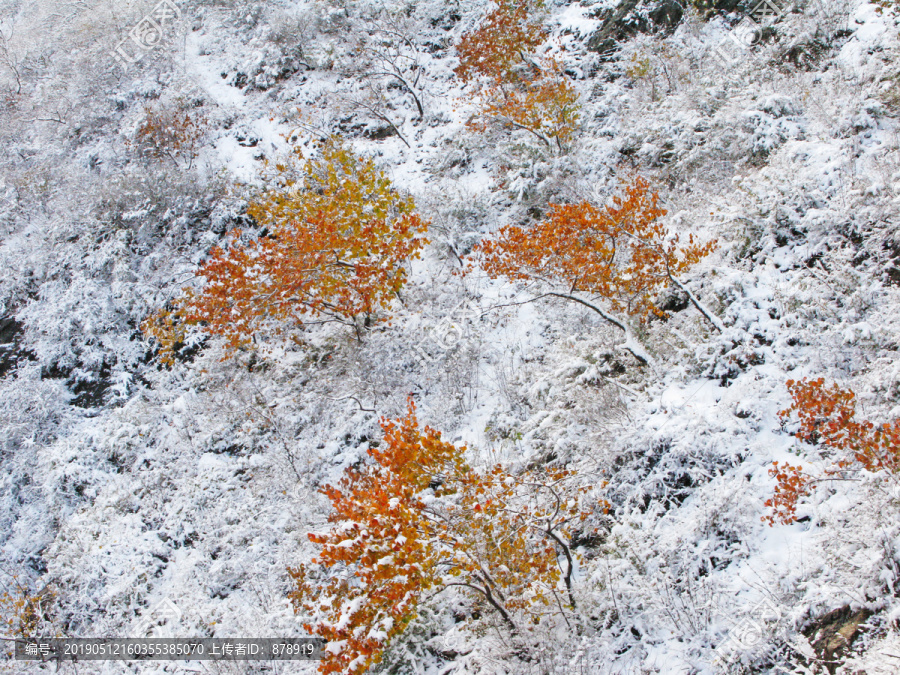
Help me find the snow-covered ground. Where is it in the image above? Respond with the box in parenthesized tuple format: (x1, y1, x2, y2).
(2, 0, 900, 672)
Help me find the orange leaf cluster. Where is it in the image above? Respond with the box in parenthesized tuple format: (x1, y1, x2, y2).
(133, 101, 206, 165)
(289, 400, 595, 673)
(765, 378, 900, 525)
(455, 1, 547, 84)
(763, 462, 810, 526)
(475, 177, 716, 319)
(143, 137, 428, 363)
(455, 1, 580, 150)
(288, 404, 456, 673)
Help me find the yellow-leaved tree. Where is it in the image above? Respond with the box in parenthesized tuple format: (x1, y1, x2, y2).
(289, 400, 596, 674)
(0, 574, 54, 665)
(143, 137, 429, 363)
(472, 177, 721, 365)
(455, 0, 580, 151)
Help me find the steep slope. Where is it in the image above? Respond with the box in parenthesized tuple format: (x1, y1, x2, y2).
(1, 0, 900, 673)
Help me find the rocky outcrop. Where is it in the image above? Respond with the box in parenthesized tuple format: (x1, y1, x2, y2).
(587, 0, 685, 55)
(802, 606, 872, 674)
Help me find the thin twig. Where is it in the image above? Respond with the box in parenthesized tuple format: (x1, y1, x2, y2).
(327, 395, 376, 413)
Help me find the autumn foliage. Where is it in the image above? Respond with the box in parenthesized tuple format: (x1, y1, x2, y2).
(143, 138, 428, 363)
(473, 177, 716, 363)
(455, 1, 546, 83)
(468, 63, 581, 149)
(477, 178, 713, 318)
(455, 0, 580, 150)
(0, 576, 53, 639)
(765, 378, 900, 525)
(133, 101, 206, 168)
(289, 400, 596, 674)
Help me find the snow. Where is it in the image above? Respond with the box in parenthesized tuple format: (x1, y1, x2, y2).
(1, 0, 900, 672)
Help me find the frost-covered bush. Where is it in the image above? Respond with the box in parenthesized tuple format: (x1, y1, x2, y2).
(741, 95, 805, 160)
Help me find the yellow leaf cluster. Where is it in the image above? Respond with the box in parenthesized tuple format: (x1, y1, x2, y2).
(143, 137, 429, 363)
(0, 578, 53, 639)
(468, 61, 581, 150)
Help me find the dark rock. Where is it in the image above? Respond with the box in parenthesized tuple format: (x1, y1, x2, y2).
(587, 0, 685, 56)
(781, 37, 829, 70)
(431, 11, 461, 31)
(572, 530, 606, 549)
(209, 441, 247, 456)
(42, 361, 113, 409)
(587, 0, 642, 55)
(0, 317, 24, 348)
(801, 606, 872, 674)
(70, 363, 112, 409)
(231, 72, 248, 89)
(0, 318, 33, 378)
(363, 125, 399, 141)
(274, 52, 307, 82)
(659, 290, 690, 314)
(884, 241, 900, 287)
(40, 358, 114, 409)
(648, 0, 685, 29)
(336, 115, 367, 136)
(236, 134, 259, 147)
(694, 0, 746, 13)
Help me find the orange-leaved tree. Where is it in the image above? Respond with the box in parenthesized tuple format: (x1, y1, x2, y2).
(455, 0, 547, 84)
(765, 378, 900, 525)
(472, 176, 720, 366)
(143, 137, 429, 363)
(455, 0, 580, 151)
(289, 400, 597, 674)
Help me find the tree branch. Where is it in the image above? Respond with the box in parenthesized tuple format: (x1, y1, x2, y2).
(667, 274, 725, 333)
(442, 582, 519, 635)
(545, 292, 654, 366)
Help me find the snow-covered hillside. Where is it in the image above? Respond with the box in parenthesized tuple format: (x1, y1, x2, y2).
(2, 0, 900, 672)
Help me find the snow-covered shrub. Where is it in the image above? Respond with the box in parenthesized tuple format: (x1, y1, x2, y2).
(132, 99, 208, 169)
(741, 95, 805, 161)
